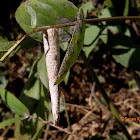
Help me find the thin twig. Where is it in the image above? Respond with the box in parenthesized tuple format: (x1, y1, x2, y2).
(65, 102, 99, 119)
(0, 126, 9, 137)
(85, 16, 140, 23)
(84, 26, 106, 47)
(65, 103, 91, 110)
(79, 108, 96, 123)
(129, 121, 140, 128)
(1, 16, 140, 61)
(0, 34, 26, 61)
(43, 124, 50, 140)
(29, 115, 78, 138)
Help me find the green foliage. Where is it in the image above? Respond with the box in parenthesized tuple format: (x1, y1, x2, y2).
(55, 8, 85, 84)
(83, 25, 100, 57)
(0, 88, 30, 117)
(37, 54, 48, 89)
(64, 70, 70, 85)
(15, 0, 78, 42)
(108, 33, 140, 71)
(123, 0, 129, 16)
(0, 36, 16, 58)
(0, 117, 24, 129)
(15, 67, 49, 139)
(0, 69, 8, 88)
(81, 1, 94, 15)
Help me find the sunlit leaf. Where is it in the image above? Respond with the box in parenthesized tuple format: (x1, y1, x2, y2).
(100, 28, 108, 44)
(15, 0, 78, 42)
(99, 7, 130, 38)
(103, 0, 113, 8)
(60, 42, 68, 51)
(83, 25, 100, 57)
(0, 88, 30, 117)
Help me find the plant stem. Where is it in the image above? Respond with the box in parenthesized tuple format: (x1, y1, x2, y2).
(85, 16, 139, 23)
(43, 29, 60, 125)
(1, 16, 140, 61)
(0, 34, 26, 61)
(37, 16, 140, 32)
(80, 50, 132, 140)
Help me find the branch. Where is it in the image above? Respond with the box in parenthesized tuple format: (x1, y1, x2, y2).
(1, 16, 140, 61)
(29, 115, 78, 138)
(85, 16, 140, 23)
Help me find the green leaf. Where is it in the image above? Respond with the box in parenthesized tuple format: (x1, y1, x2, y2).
(99, 7, 130, 36)
(27, 5, 37, 28)
(123, 0, 129, 16)
(103, 0, 113, 8)
(100, 28, 108, 44)
(60, 42, 68, 51)
(0, 88, 30, 117)
(0, 117, 24, 129)
(15, 68, 49, 139)
(98, 8, 118, 32)
(37, 54, 48, 89)
(55, 8, 85, 84)
(0, 36, 38, 61)
(0, 36, 16, 59)
(15, 0, 78, 42)
(64, 70, 70, 85)
(83, 25, 100, 57)
(99, 7, 112, 18)
(19, 72, 41, 113)
(20, 61, 49, 116)
(15, 83, 47, 139)
(81, 1, 94, 15)
(108, 33, 140, 71)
